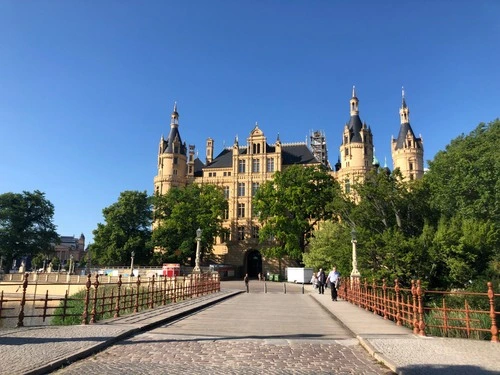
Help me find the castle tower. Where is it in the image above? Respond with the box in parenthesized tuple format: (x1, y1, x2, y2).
(337, 86, 374, 190)
(153, 102, 188, 196)
(391, 88, 424, 181)
(206, 138, 214, 164)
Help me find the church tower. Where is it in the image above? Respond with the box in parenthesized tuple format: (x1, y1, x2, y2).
(153, 102, 188, 196)
(337, 86, 374, 191)
(391, 88, 424, 181)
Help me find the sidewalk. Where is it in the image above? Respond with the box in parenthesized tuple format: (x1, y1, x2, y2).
(0, 286, 498, 375)
(309, 289, 500, 375)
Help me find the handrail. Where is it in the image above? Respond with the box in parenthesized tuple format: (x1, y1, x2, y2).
(337, 278, 498, 342)
(0, 272, 220, 328)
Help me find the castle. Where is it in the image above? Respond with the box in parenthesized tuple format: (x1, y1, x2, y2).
(153, 88, 424, 276)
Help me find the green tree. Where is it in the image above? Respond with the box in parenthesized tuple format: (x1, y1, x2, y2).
(424, 119, 500, 287)
(254, 165, 344, 262)
(90, 191, 153, 266)
(0, 190, 59, 273)
(151, 184, 227, 265)
(302, 221, 352, 277)
(425, 119, 500, 223)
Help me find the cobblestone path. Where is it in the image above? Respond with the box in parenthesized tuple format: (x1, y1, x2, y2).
(54, 293, 393, 374)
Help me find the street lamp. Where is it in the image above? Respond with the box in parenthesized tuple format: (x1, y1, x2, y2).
(68, 254, 74, 275)
(193, 228, 202, 273)
(350, 227, 361, 283)
(130, 251, 135, 277)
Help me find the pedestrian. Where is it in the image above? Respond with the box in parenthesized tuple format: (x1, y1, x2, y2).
(310, 272, 318, 289)
(258, 272, 262, 281)
(317, 268, 326, 294)
(244, 273, 249, 293)
(326, 266, 340, 301)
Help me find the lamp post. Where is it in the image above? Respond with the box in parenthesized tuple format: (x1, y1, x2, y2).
(130, 251, 135, 277)
(350, 227, 361, 284)
(193, 228, 202, 273)
(68, 254, 74, 276)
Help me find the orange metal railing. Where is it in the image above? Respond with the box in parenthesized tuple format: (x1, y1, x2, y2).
(0, 272, 220, 328)
(337, 278, 499, 342)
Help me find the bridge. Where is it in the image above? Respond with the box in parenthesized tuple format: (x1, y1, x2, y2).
(0, 280, 498, 374)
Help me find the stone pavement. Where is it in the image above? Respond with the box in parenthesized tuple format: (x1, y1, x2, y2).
(0, 283, 498, 375)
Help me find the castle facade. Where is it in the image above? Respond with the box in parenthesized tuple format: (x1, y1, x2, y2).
(153, 89, 424, 275)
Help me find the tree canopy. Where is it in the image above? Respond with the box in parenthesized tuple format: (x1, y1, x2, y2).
(151, 184, 227, 265)
(253, 165, 344, 261)
(90, 191, 153, 266)
(0, 190, 59, 273)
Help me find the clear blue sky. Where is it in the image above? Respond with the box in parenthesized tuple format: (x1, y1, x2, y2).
(1, 1, 499, 245)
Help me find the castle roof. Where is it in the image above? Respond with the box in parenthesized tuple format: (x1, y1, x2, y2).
(347, 115, 363, 142)
(204, 143, 317, 169)
(394, 122, 422, 150)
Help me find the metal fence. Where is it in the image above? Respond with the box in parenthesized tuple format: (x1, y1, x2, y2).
(337, 278, 499, 342)
(0, 273, 220, 328)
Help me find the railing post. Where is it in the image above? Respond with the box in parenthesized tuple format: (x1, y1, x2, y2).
(16, 273, 29, 327)
(487, 282, 498, 342)
(382, 279, 388, 319)
(149, 275, 155, 309)
(90, 274, 100, 324)
(417, 279, 426, 336)
(411, 280, 418, 334)
(364, 278, 369, 310)
(134, 275, 141, 313)
(114, 275, 122, 318)
(372, 278, 377, 314)
(81, 274, 92, 325)
(395, 279, 401, 326)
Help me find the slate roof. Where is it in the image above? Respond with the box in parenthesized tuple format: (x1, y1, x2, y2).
(347, 115, 363, 142)
(160, 125, 187, 155)
(204, 143, 317, 169)
(394, 122, 422, 150)
(193, 158, 205, 177)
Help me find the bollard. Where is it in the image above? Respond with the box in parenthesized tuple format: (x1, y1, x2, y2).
(283, 282, 286, 294)
(264, 282, 267, 293)
(302, 282, 304, 294)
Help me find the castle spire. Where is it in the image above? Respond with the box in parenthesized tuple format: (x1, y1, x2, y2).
(170, 101, 179, 127)
(350, 85, 359, 116)
(399, 88, 410, 124)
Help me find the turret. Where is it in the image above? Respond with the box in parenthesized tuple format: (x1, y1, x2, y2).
(391, 88, 424, 181)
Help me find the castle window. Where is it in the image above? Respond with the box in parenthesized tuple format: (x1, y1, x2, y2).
(237, 226, 245, 240)
(221, 231, 230, 243)
(173, 169, 177, 175)
(223, 186, 230, 199)
(252, 182, 260, 196)
(252, 159, 260, 173)
(238, 203, 245, 218)
(267, 158, 275, 172)
(238, 160, 246, 173)
(223, 209, 229, 220)
(409, 162, 414, 171)
(345, 179, 351, 193)
(173, 157, 178, 165)
(252, 226, 259, 239)
(410, 174, 414, 181)
(238, 183, 245, 197)
(345, 148, 349, 156)
(188, 166, 193, 174)
(155, 186, 160, 195)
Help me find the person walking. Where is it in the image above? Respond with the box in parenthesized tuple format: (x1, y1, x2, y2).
(317, 268, 326, 294)
(326, 266, 340, 301)
(244, 273, 249, 293)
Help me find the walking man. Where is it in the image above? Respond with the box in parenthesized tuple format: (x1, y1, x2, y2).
(326, 266, 340, 301)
